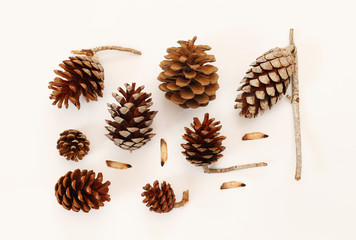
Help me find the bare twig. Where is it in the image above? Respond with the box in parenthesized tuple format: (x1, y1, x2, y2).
(289, 29, 302, 181)
(220, 181, 246, 189)
(160, 139, 168, 167)
(174, 190, 189, 208)
(71, 45, 142, 56)
(202, 162, 267, 173)
(242, 132, 268, 141)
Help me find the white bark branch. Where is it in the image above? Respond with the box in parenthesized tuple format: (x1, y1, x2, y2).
(202, 162, 267, 173)
(289, 29, 302, 181)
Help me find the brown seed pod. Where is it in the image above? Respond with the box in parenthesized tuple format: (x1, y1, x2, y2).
(49, 45, 141, 109)
(158, 36, 219, 108)
(57, 129, 90, 161)
(54, 169, 111, 212)
(141, 180, 189, 213)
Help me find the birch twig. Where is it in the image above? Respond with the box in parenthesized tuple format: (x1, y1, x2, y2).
(289, 29, 302, 181)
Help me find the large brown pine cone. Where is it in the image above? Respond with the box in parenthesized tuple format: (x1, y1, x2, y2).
(105, 83, 157, 151)
(57, 129, 90, 161)
(235, 46, 294, 118)
(49, 52, 104, 109)
(158, 36, 219, 109)
(181, 113, 226, 166)
(141, 180, 176, 213)
(54, 169, 111, 212)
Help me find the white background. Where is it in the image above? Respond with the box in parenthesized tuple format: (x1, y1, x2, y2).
(1, 0, 356, 239)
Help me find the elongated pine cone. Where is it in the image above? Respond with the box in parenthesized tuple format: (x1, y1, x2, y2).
(158, 36, 219, 109)
(182, 113, 226, 166)
(141, 180, 176, 213)
(235, 45, 295, 118)
(105, 83, 157, 151)
(57, 129, 90, 161)
(55, 169, 111, 212)
(49, 50, 104, 109)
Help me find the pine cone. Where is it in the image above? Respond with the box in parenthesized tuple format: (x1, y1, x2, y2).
(54, 169, 111, 212)
(105, 83, 157, 151)
(158, 36, 219, 109)
(49, 51, 104, 109)
(181, 113, 226, 166)
(141, 180, 176, 213)
(234, 46, 294, 118)
(57, 129, 90, 161)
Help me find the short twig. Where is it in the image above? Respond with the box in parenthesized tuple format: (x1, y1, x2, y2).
(174, 190, 189, 208)
(71, 45, 141, 56)
(202, 162, 267, 173)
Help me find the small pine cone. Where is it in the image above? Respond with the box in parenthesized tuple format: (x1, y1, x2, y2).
(57, 129, 90, 161)
(141, 180, 176, 213)
(105, 83, 157, 151)
(181, 113, 226, 166)
(54, 169, 111, 212)
(49, 51, 104, 109)
(158, 36, 219, 109)
(235, 46, 294, 118)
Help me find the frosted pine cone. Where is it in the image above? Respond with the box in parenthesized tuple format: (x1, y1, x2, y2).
(105, 83, 157, 151)
(235, 46, 294, 118)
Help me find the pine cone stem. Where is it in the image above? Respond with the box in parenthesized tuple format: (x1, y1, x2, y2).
(173, 190, 189, 208)
(71, 45, 141, 56)
(202, 162, 267, 173)
(289, 29, 302, 181)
